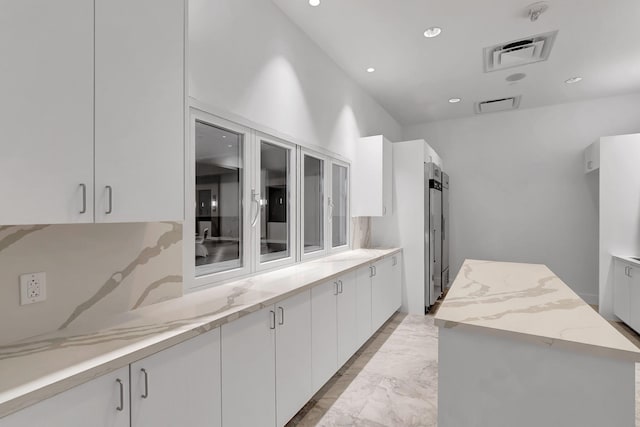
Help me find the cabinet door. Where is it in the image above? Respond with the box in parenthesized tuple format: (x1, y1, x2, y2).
(628, 265, 640, 332)
(95, 0, 184, 223)
(614, 261, 631, 324)
(0, 0, 94, 225)
(1, 367, 129, 427)
(275, 290, 312, 426)
(353, 136, 392, 217)
(221, 305, 276, 427)
(355, 265, 373, 346)
(311, 280, 338, 392)
(391, 253, 403, 312)
(337, 271, 359, 367)
(131, 328, 221, 427)
(372, 257, 394, 331)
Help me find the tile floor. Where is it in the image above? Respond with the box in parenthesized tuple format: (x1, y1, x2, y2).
(288, 309, 640, 427)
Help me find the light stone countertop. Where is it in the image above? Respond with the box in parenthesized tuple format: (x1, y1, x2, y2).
(613, 254, 640, 267)
(0, 248, 401, 418)
(434, 259, 640, 362)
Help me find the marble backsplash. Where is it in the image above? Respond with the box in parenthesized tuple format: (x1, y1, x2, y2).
(351, 217, 371, 249)
(0, 222, 183, 345)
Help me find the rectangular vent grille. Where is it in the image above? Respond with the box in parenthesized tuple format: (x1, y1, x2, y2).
(474, 96, 522, 114)
(483, 31, 557, 72)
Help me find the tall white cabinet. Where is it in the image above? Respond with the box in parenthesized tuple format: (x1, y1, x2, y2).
(0, 0, 184, 225)
(0, 0, 95, 225)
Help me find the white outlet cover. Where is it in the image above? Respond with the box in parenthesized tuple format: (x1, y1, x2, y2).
(20, 272, 47, 305)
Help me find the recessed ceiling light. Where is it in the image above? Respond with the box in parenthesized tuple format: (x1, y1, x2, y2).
(448, 98, 461, 103)
(309, 0, 320, 6)
(565, 76, 583, 84)
(222, 135, 226, 138)
(367, 67, 375, 73)
(423, 27, 442, 38)
(227, 144, 233, 148)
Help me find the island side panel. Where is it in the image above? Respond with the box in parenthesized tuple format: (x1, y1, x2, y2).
(438, 326, 635, 427)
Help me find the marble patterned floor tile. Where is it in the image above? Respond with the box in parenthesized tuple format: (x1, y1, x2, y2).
(290, 312, 640, 427)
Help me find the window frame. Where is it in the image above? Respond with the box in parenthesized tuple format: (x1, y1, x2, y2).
(252, 132, 298, 273)
(328, 158, 351, 254)
(185, 109, 253, 291)
(299, 148, 329, 262)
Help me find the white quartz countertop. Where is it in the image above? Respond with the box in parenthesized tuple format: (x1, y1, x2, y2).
(434, 259, 640, 362)
(613, 254, 640, 267)
(0, 248, 401, 418)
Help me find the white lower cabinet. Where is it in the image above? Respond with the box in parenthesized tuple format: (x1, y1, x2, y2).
(337, 272, 359, 367)
(2, 366, 130, 427)
(356, 265, 373, 346)
(311, 279, 339, 392)
(130, 328, 221, 427)
(372, 256, 395, 331)
(221, 305, 277, 427)
(391, 253, 403, 311)
(614, 259, 640, 332)
(221, 290, 312, 427)
(275, 291, 313, 426)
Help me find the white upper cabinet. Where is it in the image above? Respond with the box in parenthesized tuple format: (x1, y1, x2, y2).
(0, 0, 184, 225)
(0, 0, 94, 225)
(352, 135, 392, 217)
(583, 140, 600, 173)
(95, 0, 184, 223)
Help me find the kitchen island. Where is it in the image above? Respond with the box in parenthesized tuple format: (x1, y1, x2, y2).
(435, 259, 640, 427)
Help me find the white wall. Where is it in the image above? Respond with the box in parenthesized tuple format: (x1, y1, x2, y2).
(599, 134, 640, 317)
(404, 93, 640, 304)
(188, 0, 402, 162)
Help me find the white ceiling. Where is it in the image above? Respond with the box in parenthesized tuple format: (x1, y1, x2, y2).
(272, 0, 640, 124)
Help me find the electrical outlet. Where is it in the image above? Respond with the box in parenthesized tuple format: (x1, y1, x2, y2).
(20, 272, 47, 305)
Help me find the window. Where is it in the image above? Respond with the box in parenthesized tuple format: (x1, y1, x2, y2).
(302, 153, 324, 255)
(186, 109, 350, 290)
(331, 163, 349, 248)
(256, 136, 296, 268)
(194, 120, 244, 277)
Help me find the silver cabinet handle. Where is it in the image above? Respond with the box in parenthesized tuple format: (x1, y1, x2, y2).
(630, 267, 634, 278)
(250, 189, 260, 227)
(338, 280, 343, 294)
(369, 266, 374, 278)
(334, 282, 339, 295)
(278, 306, 284, 325)
(392, 256, 397, 266)
(105, 185, 113, 214)
(383, 206, 387, 215)
(269, 310, 276, 329)
(625, 266, 629, 276)
(116, 379, 124, 411)
(141, 368, 149, 399)
(79, 184, 87, 214)
(373, 265, 377, 276)
(587, 160, 593, 169)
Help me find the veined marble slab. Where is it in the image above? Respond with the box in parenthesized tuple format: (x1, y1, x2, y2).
(0, 248, 400, 418)
(435, 259, 640, 362)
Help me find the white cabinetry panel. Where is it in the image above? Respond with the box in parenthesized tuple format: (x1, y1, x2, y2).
(0, 0, 94, 225)
(275, 290, 312, 426)
(337, 271, 358, 367)
(130, 328, 221, 427)
(1, 367, 129, 427)
(311, 280, 338, 392)
(221, 306, 276, 427)
(353, 135, 392, 217)
(95, 0, 184, 222)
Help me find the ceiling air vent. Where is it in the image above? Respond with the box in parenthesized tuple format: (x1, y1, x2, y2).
(474, 96, 522, 114)
(483, 31, 557, 72)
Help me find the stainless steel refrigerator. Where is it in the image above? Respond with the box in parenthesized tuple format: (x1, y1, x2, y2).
(425, 162, 442, 312)
(442, 172, 450, 289)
